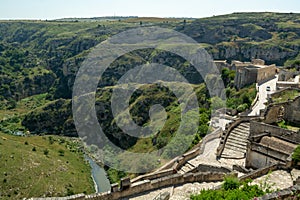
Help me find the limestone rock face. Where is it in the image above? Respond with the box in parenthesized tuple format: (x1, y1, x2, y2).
(210, 44, 299, 65)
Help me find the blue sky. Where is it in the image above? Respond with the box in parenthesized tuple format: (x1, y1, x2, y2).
(0, 0, 299, 20)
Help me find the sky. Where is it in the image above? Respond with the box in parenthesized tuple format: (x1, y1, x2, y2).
(0, 0, 299, 20)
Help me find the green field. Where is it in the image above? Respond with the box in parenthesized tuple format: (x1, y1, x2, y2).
(0, 132, 95, 199)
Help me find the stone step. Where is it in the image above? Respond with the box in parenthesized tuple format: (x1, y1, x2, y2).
(224, 143, 247, 152)
(226, 138, 247, 148)
(225, 143, 247, 153)
(229, 134, 248, 142)
(233, 127, 250, 134)
(232, 127, 249, 134)
(222, 149, 245, 158)
(224, 148, 246, 156)
(178, 168, 186, 174)
(228, 133, 248, 142)
(239, 123, 250, 128)
(222, 147, 244, 155)
(229, 131, 248, 140)
(225, 141, 247, 150)
(221, 122, 250, 158)
(186, 162, 195, 169)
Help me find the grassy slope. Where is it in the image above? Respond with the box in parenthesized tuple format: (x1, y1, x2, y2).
(0, 132, 94, 199)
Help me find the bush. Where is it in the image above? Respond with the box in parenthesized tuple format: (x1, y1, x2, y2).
(222, 175, 240, 191)
(32, 147, 36, 151)
(43, 149, 49, 156)
(237, 103, 248, 112)
(278, 120, 288, 129)
(48, 136, 54, 145)
(24, 141, 29, 145)
(58, 149, 65, 156)
(191, 177, 266, 200)
(292, 145, 300, 163)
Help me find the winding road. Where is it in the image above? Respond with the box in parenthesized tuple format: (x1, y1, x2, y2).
(248, 75, 278, 116)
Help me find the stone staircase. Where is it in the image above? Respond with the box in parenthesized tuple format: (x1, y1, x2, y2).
(178, 161, 196, 174)
(221, 122, 250, 158)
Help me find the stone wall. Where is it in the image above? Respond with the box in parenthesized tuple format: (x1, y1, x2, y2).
(27, 172, 227, 200)
(235, 65, 258, 89)
(264, 88, 300, 124)
(256, 65, 277, 84)
(246, 121, 299, 169)
(249, 121, 300, 144)
(234, 61, 277, 89)
(254, 184, 300, 200)
(246, 144, 282, 169)
(196, 164, 232, 174)
(276, 81, 300, 89)
(283, 96, 300, 124)
(239, 163, 279, 182)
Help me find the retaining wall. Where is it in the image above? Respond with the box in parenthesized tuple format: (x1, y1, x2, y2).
(254, 184, 300, 200)
(27, 172, 227, 200)
(239, 163, 279, 182)
(250, 121, 300, 144)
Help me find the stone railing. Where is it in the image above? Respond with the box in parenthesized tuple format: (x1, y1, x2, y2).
(239, 163, 279, 182)
(27, 171, 227, 200)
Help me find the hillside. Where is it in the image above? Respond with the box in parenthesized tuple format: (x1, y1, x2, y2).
(0, 132, 95, 199)
(180, 12, 300, 66)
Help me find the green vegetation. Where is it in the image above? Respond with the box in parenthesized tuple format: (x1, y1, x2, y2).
(277, 120, 300, 132)
(0, 132, 94, 199)
(272, 89, 300, 104)
(293, 145, 300, 164)
(191, 175, 272, 200)
(226, 84, 257, 112)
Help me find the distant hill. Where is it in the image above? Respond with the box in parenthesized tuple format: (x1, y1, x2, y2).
(180, 12, 300, 65)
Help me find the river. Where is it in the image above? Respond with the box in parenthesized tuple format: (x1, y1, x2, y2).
(85, 155, 111, 193)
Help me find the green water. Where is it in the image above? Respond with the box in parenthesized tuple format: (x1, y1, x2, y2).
(85, 156, 111, 193)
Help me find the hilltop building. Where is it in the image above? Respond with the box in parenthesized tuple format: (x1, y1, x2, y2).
(234, 58, 277, 89)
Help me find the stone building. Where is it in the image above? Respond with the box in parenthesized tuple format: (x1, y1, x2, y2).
(234, 59, 277, 89)
(246, 121, 299, 169)
(245, 89, 300, 169)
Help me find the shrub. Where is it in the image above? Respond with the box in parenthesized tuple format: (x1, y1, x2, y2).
(222, 175, 240, 191)
(237, 103, 248, 112)
(43, 149, 49, 156)
(24, 141, 29, 145)
(58, 149, 65, 156)
(292, 145, 300, 163)
(48, 136, 54, 145)
(32, 147, 36, 151)
(191, 177, 266, 200)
